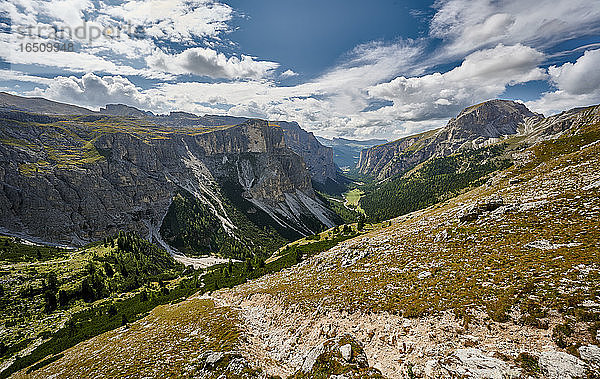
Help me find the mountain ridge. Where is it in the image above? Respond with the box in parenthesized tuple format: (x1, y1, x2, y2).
(0, 92, 339, 188)
(357, 99, 543, 180)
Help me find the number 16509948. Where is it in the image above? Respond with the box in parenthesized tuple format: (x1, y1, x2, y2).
(19, 42, 74, 52)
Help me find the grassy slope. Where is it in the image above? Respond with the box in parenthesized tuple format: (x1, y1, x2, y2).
(231, 118, 600, 338)
(15, 298, 242, 378)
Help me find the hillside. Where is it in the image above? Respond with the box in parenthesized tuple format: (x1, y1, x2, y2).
(355, 100, 598, 222)
(357, 100, 542, 180)
(16, 104, 600, 378)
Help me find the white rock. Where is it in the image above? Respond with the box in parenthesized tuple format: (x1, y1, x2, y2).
(205, 352, 224, 366)
(424, 359, 440, 377)
(441, 348, 521, 379)
(579, 345, 600, 369)
(539, 351, 587, 379)
(340, 343, 352, 362)
(418, 271, 432, 280)
(301, 343, 325, 373)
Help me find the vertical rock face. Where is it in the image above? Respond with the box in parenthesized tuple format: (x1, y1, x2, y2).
(357, 99, 543, 180)
(273, 121, 338, 186)
(0, 115, 334, 246)
(0, 93, 341, 191)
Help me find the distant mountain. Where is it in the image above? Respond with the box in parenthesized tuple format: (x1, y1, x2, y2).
(0, 93, 339, 189)
(357, 99, 542, 180)
(99, 104, 153, 117)
(316, 136, 387, 169)
(0, 91, 94, 115)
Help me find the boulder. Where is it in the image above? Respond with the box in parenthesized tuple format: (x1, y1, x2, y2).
(297, 335, 380, 377)
(578, 344, 600, 371)
(340, 344, 352, 362)
(440, 348, 521, 379)
(538, 351, 587, 379)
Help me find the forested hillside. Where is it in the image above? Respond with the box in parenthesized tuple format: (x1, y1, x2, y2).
(361, 144, 512, 221)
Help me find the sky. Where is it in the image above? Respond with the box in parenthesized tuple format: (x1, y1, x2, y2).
(1, 0, 600, 140)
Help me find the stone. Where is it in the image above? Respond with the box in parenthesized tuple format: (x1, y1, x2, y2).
(340, 343, 352, 362)
(205, 351, 224, 366)
(578, 344, 600, 370)
(538, 351, 587, 379)
(301, 343, 325, 373)
(440, 348, 522, 379)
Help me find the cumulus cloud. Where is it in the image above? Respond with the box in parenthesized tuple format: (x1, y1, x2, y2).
(147, 47, 279, 79)
(280, 69, 298, 78)
(547, 49, 600, 96)
(30, 72, 155, 109)
(367, 44, 546, 121)
(527, 49, 600, 115)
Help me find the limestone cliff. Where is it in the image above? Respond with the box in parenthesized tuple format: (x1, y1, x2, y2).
(0, 112, 335, 247)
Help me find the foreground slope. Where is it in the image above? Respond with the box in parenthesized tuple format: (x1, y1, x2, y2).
(17, 105, 600, 378)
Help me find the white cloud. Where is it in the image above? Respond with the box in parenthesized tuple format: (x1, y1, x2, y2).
(527, 49, 600, 115)
(431, 0, 600, 58)
(547, 49, 600, 96)
(147, 47, 279, 79)
(367, 44, 546, 121)
(102, 0, 233, 41)
(44, 0, 94, 25)
(0, 69, 54, 85)
(30, 72, 155, 109)
(280, 69, 298, 78)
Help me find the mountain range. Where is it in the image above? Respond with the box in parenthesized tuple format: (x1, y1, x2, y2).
(1, 94, 599, 378)
(316, 136, 388, 170)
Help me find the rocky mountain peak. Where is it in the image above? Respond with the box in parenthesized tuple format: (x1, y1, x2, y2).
(446, 99, 542, 138)
(358, 99, 545, 180)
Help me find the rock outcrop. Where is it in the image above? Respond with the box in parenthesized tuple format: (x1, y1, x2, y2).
(274, 121, 338, 187)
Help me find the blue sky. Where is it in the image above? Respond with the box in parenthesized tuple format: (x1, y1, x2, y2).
(1, 0, 600, 140)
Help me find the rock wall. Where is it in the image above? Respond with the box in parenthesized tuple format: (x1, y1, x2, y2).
(0, 117, 333, 246)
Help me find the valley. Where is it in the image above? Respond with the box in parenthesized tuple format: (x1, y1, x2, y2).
(1, 95, 599, 378)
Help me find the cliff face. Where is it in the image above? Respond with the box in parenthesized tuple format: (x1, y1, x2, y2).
(358, 100, 543, 180)
(0, 114, 334, 246)
(100, 109, 339, 187)
(0, 93, 340, 190)
(273, 121, 338, 185)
